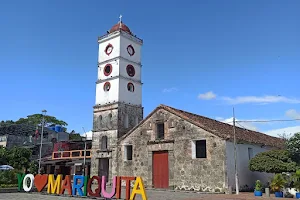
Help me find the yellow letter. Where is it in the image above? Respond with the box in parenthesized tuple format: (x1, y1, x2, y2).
(47, 174, 62, 194)
(130, 177, 147, 200)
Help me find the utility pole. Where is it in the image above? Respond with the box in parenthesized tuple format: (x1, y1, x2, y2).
(38, 110, 47, 174)
(233, 107, 239, 194)
(82, 127, 87, 176)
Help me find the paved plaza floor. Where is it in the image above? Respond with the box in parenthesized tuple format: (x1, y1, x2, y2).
(0, 191, 296, 200)
(0, 190, 207, 200)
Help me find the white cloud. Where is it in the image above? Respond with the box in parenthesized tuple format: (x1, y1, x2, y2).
(198, 92, 300, 105)
(215, 117, 224, 121)
(265, 126, 300, 137)
(217, 117, 258, 131)
(81, 130, 92, 140)
(285, 109, 300, 119)
(220, 95, 300, 105)
(218, 117, 300, 138)
(198, 91, 217, 100)
(162, 87, 178, 93)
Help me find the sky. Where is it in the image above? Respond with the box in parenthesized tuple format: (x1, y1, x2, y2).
(0, 0, 299, 138)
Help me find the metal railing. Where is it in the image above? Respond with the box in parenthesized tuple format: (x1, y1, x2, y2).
(52, 149, 91, 160)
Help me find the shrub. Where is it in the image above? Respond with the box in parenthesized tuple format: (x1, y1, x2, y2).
(0, 169, 21, 185)
(270, 174, 287, 192)
(255, 180, 263, 191)
(0, 184, 18, 188)
(293, 169, 300, 192)
(249, 150, 297, 173)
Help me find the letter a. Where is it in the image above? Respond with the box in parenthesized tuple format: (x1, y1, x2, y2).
(60, 175, 72, 195)
(130, 177, 147, 200)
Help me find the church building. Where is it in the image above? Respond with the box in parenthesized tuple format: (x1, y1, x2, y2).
(91, 19, 284, 193)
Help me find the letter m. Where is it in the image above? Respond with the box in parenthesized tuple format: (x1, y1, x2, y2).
(47, 174, 62, 194)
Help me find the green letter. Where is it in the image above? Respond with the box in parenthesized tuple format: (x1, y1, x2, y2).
(17, 174, 26, 191)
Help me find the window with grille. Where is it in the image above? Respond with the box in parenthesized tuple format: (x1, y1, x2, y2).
(248, 147, 253, 160)
(156, 123, 165, 139)
(196, 140, 207, 158)
(192, 140, 207, 159)
(100, 136, 108, 150)
(124, 145, 133, 161)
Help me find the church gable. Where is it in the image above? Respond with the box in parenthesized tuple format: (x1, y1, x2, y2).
(119, 107, 220, 146)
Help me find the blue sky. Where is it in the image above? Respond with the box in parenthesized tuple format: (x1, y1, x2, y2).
(0, 0, 299, 137)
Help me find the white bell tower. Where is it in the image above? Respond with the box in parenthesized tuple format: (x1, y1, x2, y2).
(91, 17, 144, 179)
(95, 17, 143, 107)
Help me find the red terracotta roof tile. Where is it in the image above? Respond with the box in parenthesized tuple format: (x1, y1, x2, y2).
(161, 104, 285, 148)
(120, 104, 285, 148)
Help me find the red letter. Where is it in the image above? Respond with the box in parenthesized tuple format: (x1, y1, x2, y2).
(87, 176, 101, 197)
(115, 176, 121, 199)
(121, 176, 136, 200)
(60, 175, 72, 195)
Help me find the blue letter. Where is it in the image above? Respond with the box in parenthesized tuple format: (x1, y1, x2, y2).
(72, 175, 84, 196)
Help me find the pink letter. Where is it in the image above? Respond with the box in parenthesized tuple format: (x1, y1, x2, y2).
(101, 176, 116, 198)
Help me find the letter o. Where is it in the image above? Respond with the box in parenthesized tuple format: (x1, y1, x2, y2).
(23, 174, 34, 192)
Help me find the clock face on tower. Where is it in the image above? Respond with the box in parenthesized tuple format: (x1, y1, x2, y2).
(127, 45, 135, 56)
(105, 44, 113, 55)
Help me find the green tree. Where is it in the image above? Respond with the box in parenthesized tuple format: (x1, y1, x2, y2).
(286, 132, 300, 163)
(0, 120, 15, 127)
(28, 160, 38, 174)
(6, 147, 32, 170)
(0, 113, 68, 131)
(69, 133, 82, 141)
(0, 147, 8, 165)
(15, 114, 68, 128)
(249, 149, 297, 173)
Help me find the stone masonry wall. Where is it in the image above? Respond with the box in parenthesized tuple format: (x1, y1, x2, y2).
(91, 102, 143, 179)
(117, 103, 143, 138)
(118, 108, 227, 192)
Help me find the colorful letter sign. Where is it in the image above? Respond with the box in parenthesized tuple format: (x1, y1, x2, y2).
(17, 173, 148, 200)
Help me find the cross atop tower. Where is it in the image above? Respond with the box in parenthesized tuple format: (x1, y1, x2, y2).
(119, 15, 122, 28)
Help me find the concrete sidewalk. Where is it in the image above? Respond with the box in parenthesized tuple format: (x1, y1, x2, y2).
(185, 193, 294, 200)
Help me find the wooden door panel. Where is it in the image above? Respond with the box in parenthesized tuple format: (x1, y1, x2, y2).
(98, 158, 109, 182)
(152, 151, 169, 188)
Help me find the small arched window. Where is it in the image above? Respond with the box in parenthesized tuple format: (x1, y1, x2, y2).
(124, 114, 128, 128)
(103, 82, 111, 91)
(101, 136, 108, 150)
(127, 83, 134, 92)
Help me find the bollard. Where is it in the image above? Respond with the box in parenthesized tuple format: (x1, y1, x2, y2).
(228, 186, 232, 194)
(265, 188, 270, 197)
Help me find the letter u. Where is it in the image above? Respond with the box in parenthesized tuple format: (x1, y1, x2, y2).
(101, 176, 117, 198)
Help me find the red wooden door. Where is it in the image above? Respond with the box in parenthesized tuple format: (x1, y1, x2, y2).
(152, 151, 169, 188)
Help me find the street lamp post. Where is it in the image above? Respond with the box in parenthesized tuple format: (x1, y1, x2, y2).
(38, 110, 47, 174)
(82, 127, 87, 176)
(233, 108, 239, 194)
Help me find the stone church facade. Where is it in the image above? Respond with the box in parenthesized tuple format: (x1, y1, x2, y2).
(91, 19, 284, 192)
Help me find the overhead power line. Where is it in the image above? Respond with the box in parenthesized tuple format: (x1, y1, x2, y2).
(236, 122, 249, 130)
(236, 119, 300, 123)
